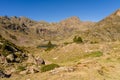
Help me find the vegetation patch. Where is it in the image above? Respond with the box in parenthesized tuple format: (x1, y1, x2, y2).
(41, 63, 59, 72)
(63, 42, 73, 45)
(17, 65, 26, 72)
(84, 51, 103, 58)
(73, 36, 83, 43)
(90, 41, 98, 44)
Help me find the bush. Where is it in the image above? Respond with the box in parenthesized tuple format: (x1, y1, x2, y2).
(47, 41, 53, 47)
(64, 42, 73, 45)
(73, 36, 83, 43)
(85, 51, 103, 58)
(64, 42, 70, 45)
(41, 63, 59, 72)
(90, 41, 98, 44)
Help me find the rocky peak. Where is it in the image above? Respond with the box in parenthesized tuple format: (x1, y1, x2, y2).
(66, 16, 80, 21)
(114, 9, 120, 16)
(60, 16, 81, 25)
(112, 9, 120, 16)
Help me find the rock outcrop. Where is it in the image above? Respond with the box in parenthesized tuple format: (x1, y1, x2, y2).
(0, 70, 11, 78)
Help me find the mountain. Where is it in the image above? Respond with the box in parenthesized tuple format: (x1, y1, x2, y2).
(0, 16, 38, 46)
(81, 9, 120, 43)
(1, 9, 120, 47)
(0, 16, 94, 46)
(1, 9, 120, 80)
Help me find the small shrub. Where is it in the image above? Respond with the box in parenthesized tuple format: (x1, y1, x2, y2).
(73, 36, 83, 43)
(90, 41, 98, 44)
(41, 63, 59, 72)
(64, 42, 72, 45)
(47, 41, 52, 47)
(85, 51, 103, 58)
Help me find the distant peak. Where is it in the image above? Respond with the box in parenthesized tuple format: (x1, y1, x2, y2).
(60, 16, 81, 24)
(66, 16, 80, 21)
(113, 9, 120, 16)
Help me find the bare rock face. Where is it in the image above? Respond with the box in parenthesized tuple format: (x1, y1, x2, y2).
(27, 54, 45, 65)
(26, 54, 36, 64)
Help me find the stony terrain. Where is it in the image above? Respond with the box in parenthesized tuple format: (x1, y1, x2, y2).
(0, 9, 120, 80)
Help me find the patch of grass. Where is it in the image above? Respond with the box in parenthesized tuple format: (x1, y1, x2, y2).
(41, 63, 59, 72)
(85, 51, 103, 58)
(17, 65, 26, 71)
(63, 42, 73, 45)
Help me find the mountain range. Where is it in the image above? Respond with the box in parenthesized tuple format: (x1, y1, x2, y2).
(0, 9, 120, 47)
(1, 9, 120, 80)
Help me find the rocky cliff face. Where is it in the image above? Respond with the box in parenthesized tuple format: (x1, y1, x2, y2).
(1, 9, 120, 46)
(0, 16, 94, 46)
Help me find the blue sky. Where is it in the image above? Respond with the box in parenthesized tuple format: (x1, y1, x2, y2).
(0, 0, 120, 22)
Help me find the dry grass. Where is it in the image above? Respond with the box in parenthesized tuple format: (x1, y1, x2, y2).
(1, 41, 120, 80)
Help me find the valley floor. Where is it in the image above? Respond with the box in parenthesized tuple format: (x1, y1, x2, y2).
(1, 41, 120, 80)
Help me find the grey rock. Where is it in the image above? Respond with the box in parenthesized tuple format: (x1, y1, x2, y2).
(0, 70, 11, 78)
(26, 54, 36, 64)
(35, 57, 45, 65)
(15, 58, 21, 63)
(6, 54, 14, 62)
(0, 55, 7, 64)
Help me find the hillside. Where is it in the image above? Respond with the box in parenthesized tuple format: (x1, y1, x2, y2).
(0, 16, 95, 47)
(81, 9, 120, 43)
(1, 9, 120, 80)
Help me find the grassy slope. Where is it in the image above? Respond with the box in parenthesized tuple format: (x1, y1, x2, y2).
(1, 10, 120, 80)
(1, 41, 120, 80)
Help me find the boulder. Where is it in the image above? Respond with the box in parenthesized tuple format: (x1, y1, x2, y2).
(26, 54, 45, 65)
(27, 65, 39, 74)
(0, 55, 7, 64)
(19, 70, 27, 75)
(35, 57, 45, 65)
(6, 54, 14, 62)
(4, 45, 17, 53)
(14, 52, 21, 57)
(19, 65, 39, 74)
(0, 70, 11, 78)
(26, 54, 36, 64)
(15, 58, 21, 63)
